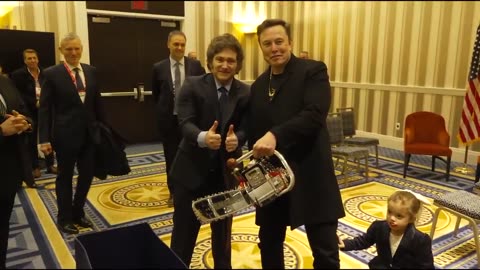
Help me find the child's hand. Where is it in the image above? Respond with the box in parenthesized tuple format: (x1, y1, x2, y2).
(337, 234, 345, 249)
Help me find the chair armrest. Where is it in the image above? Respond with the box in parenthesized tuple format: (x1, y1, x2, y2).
(437, 130, 450, 146)
(405, 127, 414, 144)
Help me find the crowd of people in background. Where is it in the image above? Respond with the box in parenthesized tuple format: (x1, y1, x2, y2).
(0, 18, 435, 270)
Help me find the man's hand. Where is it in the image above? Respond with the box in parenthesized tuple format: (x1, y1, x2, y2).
(40, 143, 53, 155)
(205, 121, 222, 150)
(11, 110, 31, 132)
(1, 114, 25, 136)
(225, 124, 238, 152)
(337, 235, 345, 249)
(252, 131, 276, 158)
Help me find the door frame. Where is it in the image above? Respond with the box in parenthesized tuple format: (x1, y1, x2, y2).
(86, 8, 184, 99)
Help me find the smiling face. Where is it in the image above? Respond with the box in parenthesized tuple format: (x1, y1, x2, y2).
(24, 52, 39, 70)
(168, 34, 186, 62)
(258, 24, 292, 74)
(59, 38, 83, 66)
(211, 48, 237, 85)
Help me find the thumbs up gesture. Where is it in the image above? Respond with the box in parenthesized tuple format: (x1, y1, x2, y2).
(225, 124, 238, 152)
(205, 120, 222, 150)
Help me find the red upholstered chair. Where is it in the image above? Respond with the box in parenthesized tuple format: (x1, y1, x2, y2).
(403, 111, 452, 181)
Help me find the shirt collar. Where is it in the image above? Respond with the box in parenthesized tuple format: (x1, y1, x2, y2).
(170, 56, 185, 67)
(214, 78, 233, 92)
(66, 62, 82, 72)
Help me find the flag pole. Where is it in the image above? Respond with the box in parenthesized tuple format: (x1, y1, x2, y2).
(454, 145, 474, 174)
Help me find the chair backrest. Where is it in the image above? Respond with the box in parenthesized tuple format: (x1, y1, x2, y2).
(336, 107, 356, 137)
(326, 112, 345, 145)
(404, 111, 448, 144)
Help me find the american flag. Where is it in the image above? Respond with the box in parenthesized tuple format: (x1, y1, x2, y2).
(458, 24, 480, 144)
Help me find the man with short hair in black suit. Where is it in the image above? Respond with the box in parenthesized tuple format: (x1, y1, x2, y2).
(169, 33, 250, 268)
(152, 30, 206, 206)
(11, 49, 58, 183)
(39, 32, 106, 234)
(0, 75, 32, 268)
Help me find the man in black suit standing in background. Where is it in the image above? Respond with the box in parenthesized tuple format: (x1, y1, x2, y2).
(39, 33, 105, 234)
(0, 75, 32, 268)
(11, 49, 58, 182)
(169, 33, 249, 268)
(152, 30, 206, 207)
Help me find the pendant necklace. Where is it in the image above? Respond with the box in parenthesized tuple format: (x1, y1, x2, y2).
(268, 69, 275, 101)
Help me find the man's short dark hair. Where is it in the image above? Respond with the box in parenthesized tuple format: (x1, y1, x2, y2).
(206, 33, 244, 73)
(256, 19, 291, 42)
(168, 30, 186, 42)
(23, 48, 38, 59)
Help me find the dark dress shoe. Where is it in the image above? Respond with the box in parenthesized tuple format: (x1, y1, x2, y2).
(73, 217, 93, 228)
(47, 166, 58, 174)
(58, 223, 79, 234)
(26, 183, 38, 189)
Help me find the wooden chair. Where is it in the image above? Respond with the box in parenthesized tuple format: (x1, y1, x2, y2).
(403, 111, 452, 181)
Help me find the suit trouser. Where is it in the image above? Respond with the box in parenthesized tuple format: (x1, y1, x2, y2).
(55, 142, 95, 224)
(258, 221, 340, 269)
(0, 186, 18, 269)
(170, 169, 232, 269)
(160, 115, 181, 196)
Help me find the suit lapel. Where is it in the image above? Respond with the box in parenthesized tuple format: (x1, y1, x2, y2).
(166, 59, 174, 92)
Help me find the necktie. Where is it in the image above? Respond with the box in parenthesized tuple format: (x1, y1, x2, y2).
(74, 68, 85, 91)
(0, 98, 6, 118)
(218, 87, 228, 132)
(174, 62, 181, 99)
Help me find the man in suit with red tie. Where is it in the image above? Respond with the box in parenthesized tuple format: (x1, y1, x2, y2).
(152, 30, 206, 207)
(38, 33, 105, 234)
(168, 33, 250, 268)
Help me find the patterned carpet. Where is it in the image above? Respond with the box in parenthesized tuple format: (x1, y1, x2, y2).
(6, 144, 479, 269)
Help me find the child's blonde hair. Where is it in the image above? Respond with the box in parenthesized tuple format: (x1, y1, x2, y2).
(388, 190, 421, 224)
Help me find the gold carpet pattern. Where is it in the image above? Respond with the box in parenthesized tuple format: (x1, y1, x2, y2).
(13, 149, 479, 269)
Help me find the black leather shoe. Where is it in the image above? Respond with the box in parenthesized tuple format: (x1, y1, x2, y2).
(27, 183, 38, 189)
(58, 223, 79, 234)
(73, 217, 93, 228)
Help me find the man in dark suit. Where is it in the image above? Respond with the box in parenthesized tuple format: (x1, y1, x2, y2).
(169, 33, 250, 268)
(39, 33, 105, 234)
(247, 19, 346, 268)
(11, 49, 58, 183)
(0, 75, 32, 268)
(152, 30, 206, 206)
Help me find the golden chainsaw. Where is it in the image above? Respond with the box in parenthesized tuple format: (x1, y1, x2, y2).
(192, 150, 295, 223)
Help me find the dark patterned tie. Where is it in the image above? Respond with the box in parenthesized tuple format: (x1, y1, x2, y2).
(74, 68, 85, 91)
(218, 87, 228, 132)
(174, 62, 181, 99)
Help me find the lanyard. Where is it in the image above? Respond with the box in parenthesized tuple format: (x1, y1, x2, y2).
(63, 63, 86, 89)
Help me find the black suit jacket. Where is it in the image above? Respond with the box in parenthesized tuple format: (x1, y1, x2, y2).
(151, 56, 206, 132)
(169, 74, 250, 191)
(10, 66, 45, 119)
(38, 63, 105, 153)
(342, 220, 435, 269)
(0, 76, 31, 197)
(247, 55, 345, 228)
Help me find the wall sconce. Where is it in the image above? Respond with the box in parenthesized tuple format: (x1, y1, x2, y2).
(233, 22, 258, 35)
(0, 1, 18, 18)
